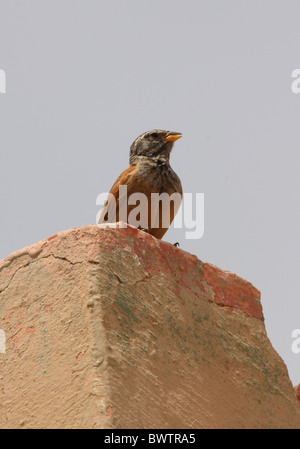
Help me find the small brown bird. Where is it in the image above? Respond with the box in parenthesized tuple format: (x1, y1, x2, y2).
(98, 129, 182, 239)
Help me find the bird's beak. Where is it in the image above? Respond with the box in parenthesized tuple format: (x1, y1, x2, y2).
(163, 132, 182, 142)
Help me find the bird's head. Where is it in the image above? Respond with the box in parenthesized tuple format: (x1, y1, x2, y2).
(129, 129, 182, 165)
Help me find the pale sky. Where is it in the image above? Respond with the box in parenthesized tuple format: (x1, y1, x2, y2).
(0, 0, 300, 385)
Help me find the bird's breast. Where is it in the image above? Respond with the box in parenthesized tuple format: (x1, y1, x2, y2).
(137, 160, 182, 195)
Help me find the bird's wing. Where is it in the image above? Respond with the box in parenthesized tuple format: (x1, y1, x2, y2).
(148, 189, 183, 239)
(98, 164, 139, 224)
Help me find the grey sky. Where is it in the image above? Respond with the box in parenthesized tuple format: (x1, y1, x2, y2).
(0, 0, 300, 384)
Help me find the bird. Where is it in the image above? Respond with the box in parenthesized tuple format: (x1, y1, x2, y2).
(98, 129, 183, 239)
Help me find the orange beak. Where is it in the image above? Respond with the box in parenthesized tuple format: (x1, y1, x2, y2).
(163, 132, 182, 142)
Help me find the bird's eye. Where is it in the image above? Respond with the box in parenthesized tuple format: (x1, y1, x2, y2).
(150, 132, 158, 139)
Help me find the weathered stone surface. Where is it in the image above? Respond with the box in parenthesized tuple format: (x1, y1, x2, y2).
(0, 224, 299, 428)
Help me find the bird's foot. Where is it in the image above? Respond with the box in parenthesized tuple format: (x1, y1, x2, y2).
(97, 221, 139, 230)
(173, 242, 180, 248)
(139, 227, 149, 233)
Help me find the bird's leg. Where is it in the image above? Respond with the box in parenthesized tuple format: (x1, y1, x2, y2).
(173, 242, 180, 248)
(97, 221, 139, 230)
(138, 227, 149, 233)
